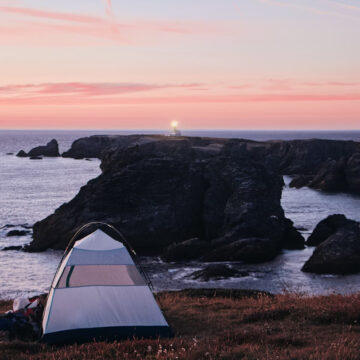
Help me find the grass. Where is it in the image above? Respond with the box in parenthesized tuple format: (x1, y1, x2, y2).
(0, 289, 360, 359)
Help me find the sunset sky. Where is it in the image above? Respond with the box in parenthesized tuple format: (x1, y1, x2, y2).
(0, 0, 359, 130)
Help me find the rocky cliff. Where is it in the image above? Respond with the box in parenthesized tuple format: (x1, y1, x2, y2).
(28, 137, 303, 262)
(62, 135, 360, 194)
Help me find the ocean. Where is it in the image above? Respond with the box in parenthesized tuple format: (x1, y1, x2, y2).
(1, 129, 360, 299)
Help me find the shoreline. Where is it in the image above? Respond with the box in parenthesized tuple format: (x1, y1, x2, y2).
(1, 289, 360, 359)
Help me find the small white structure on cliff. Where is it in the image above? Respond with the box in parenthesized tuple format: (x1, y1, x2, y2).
(169, 120, 182, 136)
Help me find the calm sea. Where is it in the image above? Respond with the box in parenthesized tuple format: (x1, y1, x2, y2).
(1, 129, 360, 299)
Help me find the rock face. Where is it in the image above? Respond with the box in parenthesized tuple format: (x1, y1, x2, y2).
(263, 139, 359, 175)
(289, 155, 360, 194)
(61, 135, 360, 194)
(280, 143, 360, 194)
(302, 215, 360, 274)
(29, 138, 303, 263)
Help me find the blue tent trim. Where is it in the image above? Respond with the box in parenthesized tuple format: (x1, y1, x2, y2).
(42, 325, 174, 344)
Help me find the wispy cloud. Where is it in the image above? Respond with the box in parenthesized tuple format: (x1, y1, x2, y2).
(260, 79, 360, 91)
(0, 82, 202, 97)
(0, 6, 106, 25)
(0, 5, 224, 45)
(0, 81, 359, 106)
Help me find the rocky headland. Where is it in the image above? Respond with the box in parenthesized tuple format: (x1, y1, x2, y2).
(60, 135, 360, 194)
(19, 134, 360, 271)
(28, 136, 304, 263)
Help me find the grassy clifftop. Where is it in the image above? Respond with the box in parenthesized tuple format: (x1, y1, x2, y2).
(1, 289, 360, 359)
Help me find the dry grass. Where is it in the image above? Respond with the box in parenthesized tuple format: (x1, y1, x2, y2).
(1, 289, 360, 359)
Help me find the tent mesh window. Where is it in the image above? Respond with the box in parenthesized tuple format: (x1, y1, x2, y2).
(56, 265, 146, 288)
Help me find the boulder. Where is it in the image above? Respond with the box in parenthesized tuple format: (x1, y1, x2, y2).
(186, 264, 249, 281)
(6, 230, 30, 237)
(302, 224, 360, 275)
(30, 156, 42, 160)
(28, 138, 302, 264)
(2, 246, 23, 251)
(28, 139, 60, 157)
(302, 215, 360, 274)
(306, 214, 352, 246)
(16, 150, 27, 157)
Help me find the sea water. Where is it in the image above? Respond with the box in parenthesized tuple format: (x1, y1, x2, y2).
(0, 129, 360, 299)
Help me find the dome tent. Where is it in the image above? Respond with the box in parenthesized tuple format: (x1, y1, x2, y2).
(41, 223, 172, 344)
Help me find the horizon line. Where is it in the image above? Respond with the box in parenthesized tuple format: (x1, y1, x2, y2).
(1, 128, 360, 132)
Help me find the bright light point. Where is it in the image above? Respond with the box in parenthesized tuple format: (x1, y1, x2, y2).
(171, 121, 178, 128)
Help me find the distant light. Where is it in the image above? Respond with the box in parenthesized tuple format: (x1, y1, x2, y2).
(171, 121, 178, 128)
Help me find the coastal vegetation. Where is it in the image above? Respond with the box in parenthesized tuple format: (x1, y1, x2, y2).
(1, 289, 360, 359)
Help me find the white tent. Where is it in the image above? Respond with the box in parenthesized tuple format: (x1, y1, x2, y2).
(42, 228, 172, 344)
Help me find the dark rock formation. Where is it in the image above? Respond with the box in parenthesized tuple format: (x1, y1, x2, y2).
(61, 134, 360, 194)
(282, 219, 306, 249)
(6, 230, 30, 237)
(306, 214, 351, 246)
(28, 138, 303, 263)
(302, 215, 360, 274)
(163, 238, 209, 261)
(187, 264, 249, 281)
(0, 224, 32, 230)
(16, 150, 27, 157)
(16, 140, 60, 158)
(6, 153, 14, 155)
(263, 139, 359, 175)
(289, 175, 313, 189)
(284, 146, 360, 194)
(28, 139, 59, 157)
(202, 238, 280, 263)
(2, 246, 23, 251)
(345, 152, 360, 192)
(62, 135, 167, 159)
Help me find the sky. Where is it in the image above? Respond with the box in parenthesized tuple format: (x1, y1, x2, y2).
(0, 0, 359, 130)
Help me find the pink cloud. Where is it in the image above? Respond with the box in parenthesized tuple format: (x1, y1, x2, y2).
(0, 5, 224, 45)
(0, 6, 106, 25)
(260, 79, 360, 91)
(0, 91, 359, 106)
(0, 82, 202, 98)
